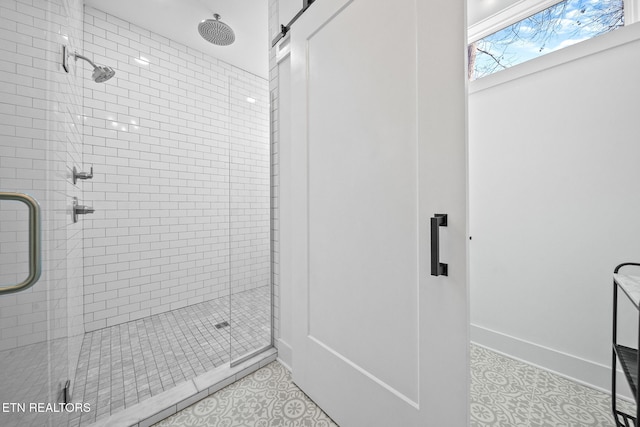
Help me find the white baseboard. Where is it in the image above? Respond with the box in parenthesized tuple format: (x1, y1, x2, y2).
(471, 324, 633, 401)
(276, 338, 293, 371)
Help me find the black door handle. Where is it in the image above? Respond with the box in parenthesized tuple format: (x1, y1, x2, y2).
(431, 214, 448, 276)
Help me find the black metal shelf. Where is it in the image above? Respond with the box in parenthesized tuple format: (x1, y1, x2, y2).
(615, 409, 637, 427)
(612, 263, 640, 427)
(614, 344, 639, 403)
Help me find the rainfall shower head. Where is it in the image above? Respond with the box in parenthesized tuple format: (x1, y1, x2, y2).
(198, 14, 235, 46)
(74, 52, 115, 83)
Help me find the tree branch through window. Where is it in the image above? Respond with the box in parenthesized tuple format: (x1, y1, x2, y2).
(469, 0, 624, 80)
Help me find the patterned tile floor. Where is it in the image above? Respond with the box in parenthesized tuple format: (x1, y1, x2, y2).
(3, 302, 633, 427)
(471, 345, 636, 426)
(153, 361, 338, 427)
(70, 286, 270, 427)
(153, 345, 638, 427)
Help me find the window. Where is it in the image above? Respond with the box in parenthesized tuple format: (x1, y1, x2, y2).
(468, 0, 624, 80)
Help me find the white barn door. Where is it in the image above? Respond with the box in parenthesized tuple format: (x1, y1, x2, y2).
(288, 0, 469, 425)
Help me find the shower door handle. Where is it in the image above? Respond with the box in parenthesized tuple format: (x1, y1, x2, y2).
(0, 192, 42, 295)
(430, 213, 448, 276)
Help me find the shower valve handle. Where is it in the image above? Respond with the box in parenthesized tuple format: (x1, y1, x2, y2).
(73, 165, 93, 184)
(72, 197, 95, 223)
(76, 205, 95, 214)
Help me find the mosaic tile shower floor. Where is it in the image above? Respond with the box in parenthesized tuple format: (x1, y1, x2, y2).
(152, 345, 636, 427)
(70, 286, 270, 427)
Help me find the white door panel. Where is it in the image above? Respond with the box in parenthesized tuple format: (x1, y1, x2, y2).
(288, 0, 468, 425)
(306, 0, 419, 402)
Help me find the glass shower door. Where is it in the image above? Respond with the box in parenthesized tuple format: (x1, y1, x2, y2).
(0, 194, 52, 427)
(228, 75, 272, 363)
(0, 0, 82, 425)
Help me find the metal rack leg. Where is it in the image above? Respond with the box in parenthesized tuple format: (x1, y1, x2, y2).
(613, 279, 619, 426)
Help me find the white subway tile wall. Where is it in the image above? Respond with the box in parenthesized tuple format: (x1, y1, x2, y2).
(0, 0, 85, 425)
(82, 7, 270, 332)
(230, 76, 270, 295)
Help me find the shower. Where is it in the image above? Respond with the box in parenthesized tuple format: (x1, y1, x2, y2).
(198, 13, 235, 46)
(73, 51, 115, 82)
(1, 3, 271, 427)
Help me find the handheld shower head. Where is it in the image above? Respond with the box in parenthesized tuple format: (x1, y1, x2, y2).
(74, 52, 115, 83)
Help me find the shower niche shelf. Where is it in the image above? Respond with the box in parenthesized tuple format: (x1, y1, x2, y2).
(612, 263, 640, 427)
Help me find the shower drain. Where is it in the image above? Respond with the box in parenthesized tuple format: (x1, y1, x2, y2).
(214, 321, 230, 329)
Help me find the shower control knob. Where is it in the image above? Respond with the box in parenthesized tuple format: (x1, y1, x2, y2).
(72, 197, 95, 223)
(76, 205, 95, 214)
(73, 165, 93, 184)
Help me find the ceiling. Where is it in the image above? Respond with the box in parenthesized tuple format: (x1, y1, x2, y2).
(84, 0, 269, 78)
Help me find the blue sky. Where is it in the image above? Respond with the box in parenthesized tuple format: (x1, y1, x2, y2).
(472, 0, 624, 79)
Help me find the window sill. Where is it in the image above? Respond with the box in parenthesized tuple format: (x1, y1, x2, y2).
(469, 22, 640, 95)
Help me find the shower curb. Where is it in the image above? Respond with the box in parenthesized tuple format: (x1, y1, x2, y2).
(85, 348, 278, 427)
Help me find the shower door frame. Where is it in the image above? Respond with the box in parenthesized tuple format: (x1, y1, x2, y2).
(227, 72, 275, 368)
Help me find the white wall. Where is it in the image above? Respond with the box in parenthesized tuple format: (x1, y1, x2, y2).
(274, 46, 293, 368)
(269, 0, 294, 368)
(268, 0, 282, 358)
(82, 7, 270, 331)
(469, 23, 640, 392)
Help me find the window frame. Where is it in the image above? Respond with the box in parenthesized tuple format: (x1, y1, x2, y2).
(468, 0, 635, 44)
(468, 12, 640, 93)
